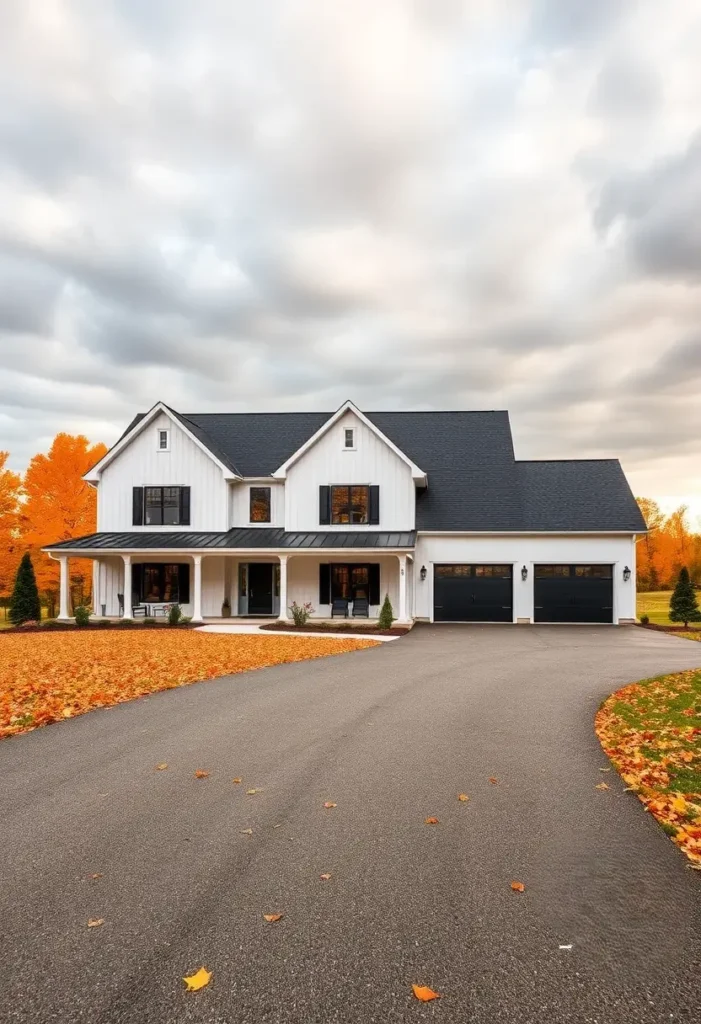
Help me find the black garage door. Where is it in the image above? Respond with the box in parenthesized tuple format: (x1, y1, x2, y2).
(434, 565, 513, 622)
(534, 565, 613, 623)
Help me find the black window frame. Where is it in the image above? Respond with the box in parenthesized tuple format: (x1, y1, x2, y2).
(330, 484, 369, 525)
(139, 486, 190, 526)
(133, 563, 190, 604)
(320, 562, 381, 605)
(249, 486, 272, 523)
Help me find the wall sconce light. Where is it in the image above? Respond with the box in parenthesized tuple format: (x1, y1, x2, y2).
(623, 566, 631, 582)
(521, 565, 528, 581)
(420, 565, 427, 582)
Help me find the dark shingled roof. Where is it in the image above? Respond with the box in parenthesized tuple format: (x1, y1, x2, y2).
(45, 529, 416, 551)
(98, 407, 645, 534)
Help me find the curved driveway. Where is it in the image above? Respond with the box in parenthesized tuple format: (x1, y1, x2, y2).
(1, 625, 700, 1023)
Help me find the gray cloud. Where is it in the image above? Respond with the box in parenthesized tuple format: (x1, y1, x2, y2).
(0, 0, 700, 512)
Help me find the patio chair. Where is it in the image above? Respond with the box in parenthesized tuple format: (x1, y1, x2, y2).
(132, 605, 148, 618)
(352, 596, 369, 618)
(331, 598, 349, 618)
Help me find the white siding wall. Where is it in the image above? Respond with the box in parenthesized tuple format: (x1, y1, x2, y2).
(413, 534, 637, 623)
(97, 412, 229, 532)
(286, 554, 400, 619)
(230, 481, 285, 528)
(202, 557, 226, 617)
(284, 411, 415, 532)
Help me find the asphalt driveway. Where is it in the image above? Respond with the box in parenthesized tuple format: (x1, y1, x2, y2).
(1, 625, 700, 1023)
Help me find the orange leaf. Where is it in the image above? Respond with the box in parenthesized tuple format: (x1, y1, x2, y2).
(424, 817, 439, 825)
(595, 782, 609, 790)
(155, 763, 168, 771)
(232, 778, 242, 784)
(183, 967, 212, 991)
(489, 777, 499, 784)
(87, 918, 104, 927)
(412, 984, 440, 1002)
(194, 769, 210, 779)
(263, 913, 284, 922)
(320, 873, 332, 880)
(510, 881, 525, 892)
(323, 801, 337, 809)
(458, 793, 469, 802)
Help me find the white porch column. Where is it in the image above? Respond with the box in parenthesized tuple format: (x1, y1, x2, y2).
(398, 553, 408, 622)
(92, 559, 100, 616)
(122, 555, 133, 618)
(278, 554, 289, 621)
(192, 554, 203, 623)
(58, 556, 71, 621)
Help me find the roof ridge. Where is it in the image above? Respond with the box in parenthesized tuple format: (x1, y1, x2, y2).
(518, 458, 621, 464)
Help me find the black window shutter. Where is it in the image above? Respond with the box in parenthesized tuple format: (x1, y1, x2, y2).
(319, 485, 330, 525)
(180, 486, 191, 525)
(319, 564, 330, 604)
(132, 486, 144, 526)
(178, 564, 191, 604)
(369, 564, 380, 605)
(369, 486, 380, 525)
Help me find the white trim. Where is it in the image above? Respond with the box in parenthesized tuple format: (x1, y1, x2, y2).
(43, 547, 416, 558)
(272, 401, 426, 482)
(417, 530, 643, 537)
(83, 402, 240, 483)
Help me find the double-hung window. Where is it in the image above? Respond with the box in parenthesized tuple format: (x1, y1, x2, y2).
(133, 486, 190, 526)
(331, 485, 369, 525)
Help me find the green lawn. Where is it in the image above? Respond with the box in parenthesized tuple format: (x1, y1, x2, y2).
(637, 591, 674, 625)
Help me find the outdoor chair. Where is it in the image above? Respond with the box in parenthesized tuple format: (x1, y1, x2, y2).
(352, 597, 370, 617)
(331, 598, 349, 618)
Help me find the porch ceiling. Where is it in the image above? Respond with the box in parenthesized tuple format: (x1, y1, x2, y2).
(44, 528, 417, 552)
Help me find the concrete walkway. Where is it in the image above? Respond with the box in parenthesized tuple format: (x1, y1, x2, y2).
(197, 622, 400, 641)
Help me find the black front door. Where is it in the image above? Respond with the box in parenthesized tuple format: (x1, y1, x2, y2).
(534, 565, 613, 623)
(248, 563, 273, 615)
(433, 565, 513, 622)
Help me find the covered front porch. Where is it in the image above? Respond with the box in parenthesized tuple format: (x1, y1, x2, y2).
(50, 547, 415, 625)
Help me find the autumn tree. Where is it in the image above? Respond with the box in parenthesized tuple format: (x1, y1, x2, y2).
(9, 552, 41, 625)
(21, 434, 108, 612)
(669, 566, 701, 629)
(0, 451, 22, 603)
(635, 497, 665, 592)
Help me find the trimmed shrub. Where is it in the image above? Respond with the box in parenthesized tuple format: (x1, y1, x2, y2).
(639, 614, 650, 625)
(289, 601, 313, 626)
(669, 567, 701, 629)
(378, 594, 395, 630)
(74, 605, 91, 627)
(9, 553, 42, 625)
(168, 603, 183, 626)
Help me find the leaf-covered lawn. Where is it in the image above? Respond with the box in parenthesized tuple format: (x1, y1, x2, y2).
(0, 632, 379, 739)
(595, 669, 701, 864)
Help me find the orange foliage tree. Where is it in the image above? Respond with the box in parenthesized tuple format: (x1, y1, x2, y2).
(0, 452, 22, 602)
(636, 498, 701, 590)
(21, 434, 108, 612)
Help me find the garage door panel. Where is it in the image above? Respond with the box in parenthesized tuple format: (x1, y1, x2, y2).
(534, 565, 613, 623)
(434, 565, 513, 622)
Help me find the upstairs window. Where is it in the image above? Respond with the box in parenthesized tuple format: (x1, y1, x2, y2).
(133, 486, 190, 526)
(250, 486, 271, 523)
(157, 428, 170, 451)
(344, 428, 354, 449)
(331, 485, 369, 524)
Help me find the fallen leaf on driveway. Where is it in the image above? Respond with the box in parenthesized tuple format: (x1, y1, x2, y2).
(489, 777, 499, 784)
(232, 778, 242, 784)
(240, 828, 253, 835)
(323, 801, 337, 809)
(155, 763, 168, 771)
(412, 984, 440, 1002)
(246, 788, 260, 795)
(424, 817, 439, 825)
(87, 918, 104, 927)
(599, 767, 611, 772)
(183, 967, 212, 991)
(263, 913, 284, 922)
(88, 873, 103, 880)
(320, 873, 332, 880)
(595, 782, 609, 790)
(194, 769, 210, 779)
(510, 881, 525, 892)
(458, 793, 469, 802)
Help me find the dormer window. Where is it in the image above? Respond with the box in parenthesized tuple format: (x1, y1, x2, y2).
(344, 428, 354, 449)
(157, 428, 170, 452)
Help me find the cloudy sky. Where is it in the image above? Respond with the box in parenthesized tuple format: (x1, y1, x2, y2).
(1, 0, 700, 516)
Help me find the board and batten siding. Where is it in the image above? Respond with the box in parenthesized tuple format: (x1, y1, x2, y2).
(284, 410, 415, 532)
(285, 554, 401, 618)
(97, 412, 229, 532)
(413, 534, 637, 623)
(230, 480, 285, 528)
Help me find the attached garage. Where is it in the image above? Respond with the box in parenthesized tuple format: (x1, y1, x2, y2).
(433, 564, 513, 622)
(534, 565, 613, 623)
